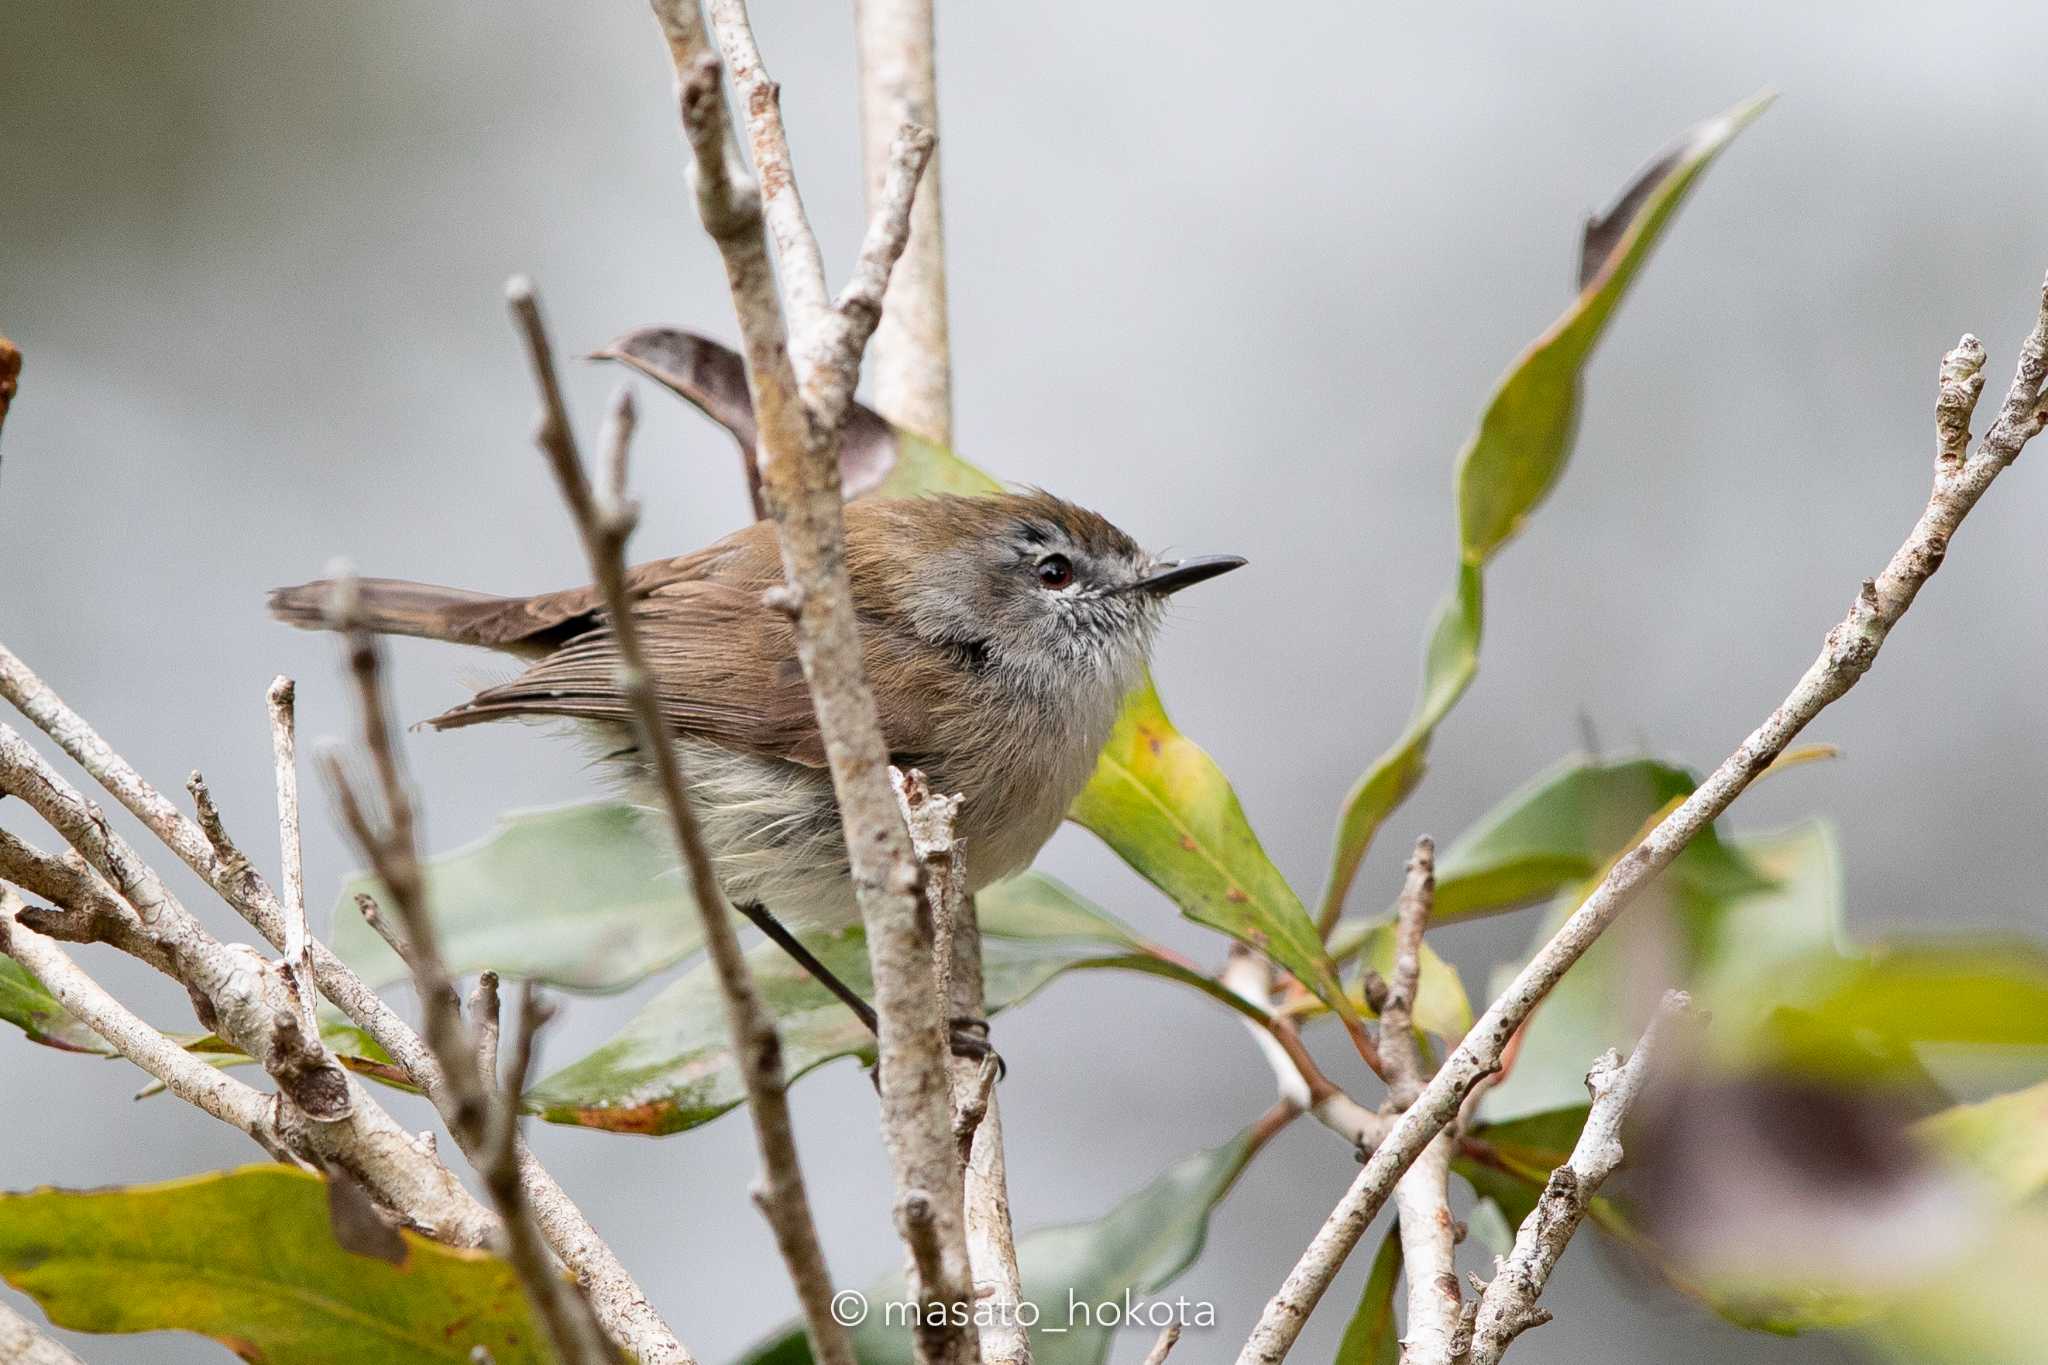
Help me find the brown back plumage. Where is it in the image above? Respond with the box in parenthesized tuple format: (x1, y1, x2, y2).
(269, 494, 1130, 768)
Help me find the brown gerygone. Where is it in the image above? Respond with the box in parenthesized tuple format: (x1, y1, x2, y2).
(270, 490, 1242, 1042)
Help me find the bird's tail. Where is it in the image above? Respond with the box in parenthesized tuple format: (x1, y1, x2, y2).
(266, 577, 520, 648)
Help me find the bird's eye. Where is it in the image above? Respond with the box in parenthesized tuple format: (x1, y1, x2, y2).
(1035, 554, 1074, 589)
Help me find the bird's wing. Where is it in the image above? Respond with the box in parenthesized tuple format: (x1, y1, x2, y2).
(424, 518, 937, 768)
(431, 520, 791, 653)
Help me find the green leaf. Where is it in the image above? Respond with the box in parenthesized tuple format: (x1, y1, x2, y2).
(739, 1131, 1255, 1365)
(0, 956, 107, 1054)
(1431, 755, 1767, 925)
(1332, 1226, 1403, 1365)
(0, 1166, 545, 1363)
(1915, 1078, 2048, 1203)
(1069, 679, 1358, 1024)
(1454, 1105, 1588, 1228)
(529, 872, 1263, 1134)
(1722, 940, 2048, 1080)
(1317, 94, 1772, 929)
(868, 427, 1002, 498)
(330, 802, 703, 992)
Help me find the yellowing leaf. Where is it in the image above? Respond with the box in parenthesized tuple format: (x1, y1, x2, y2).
(0, 1166, 545, 1364)
(1069, 680, 1356, 1022)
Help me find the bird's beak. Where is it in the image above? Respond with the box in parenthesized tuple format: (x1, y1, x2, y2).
(1128, 554, 1248, 597)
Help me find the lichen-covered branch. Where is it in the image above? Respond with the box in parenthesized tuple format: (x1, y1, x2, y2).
(0, 717, 493, 1245)
(1236, 279, 2048, 1365)
(1462, 992, 1690, 1365)
(0, 645, 688, 1365)
(0, 890, 296, 1164)
(896, 770, 1029, 1365)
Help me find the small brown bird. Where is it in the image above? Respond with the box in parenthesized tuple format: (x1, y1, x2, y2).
(271, 490, 1243, 1044)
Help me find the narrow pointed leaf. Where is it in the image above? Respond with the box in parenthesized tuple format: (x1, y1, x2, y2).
(1333, 1225, 1403, 1365)
(529, 872, 1260, 1134)
(739, 1131, 1256, 1365)
(0, 1166, 545, 1363)
(1326, 755, 1775, 951)
(1319, 94, 1772, 928)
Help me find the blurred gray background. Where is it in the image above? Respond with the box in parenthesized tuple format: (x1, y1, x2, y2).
(3, 1, 2043, 1361)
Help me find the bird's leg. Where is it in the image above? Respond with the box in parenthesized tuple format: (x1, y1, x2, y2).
(734, 901, 1002, 1074)
(732, 900, 877, 1032)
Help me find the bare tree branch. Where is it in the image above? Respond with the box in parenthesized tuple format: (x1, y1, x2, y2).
(1463, 992, 1691, 1364)
(1140, 1323, 1183, 1365)
(646, 8, 976, 1362)
(0, 1295, 86, 1365)
(1379, 837, 1434, 1110)
(854, 0, 953, 443)
(705, 0, 830, 363)
(1236, 278, 2048, 1365)
(0, 889, 299, 1165)
(1373, 838, 1461, 1365)
(897, 770, 1029, 1365)
(267, 676, 321, 1046)
(0, 645, 689, 1365)
(505, 281, 855, 1365)
(0, 721, 521, 1249)
(323, 584, 617, 1365)
(1221, 948, 1387, 1152)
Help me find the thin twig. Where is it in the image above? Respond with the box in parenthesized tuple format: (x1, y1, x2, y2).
(648, 8, 974, 1363)
(897, 771, 1028, 1365)
(854, 0, 953, 444)
(324, 594, 615, 1365)
(507, 285, 852, 1365)
(1236, 281, 2048, 1365)
(0, 1295, 87, 1365)
(471, 969, 503, 1089)
(267, 676, 320, 1045)
(1463, 993, 1691, 1364)
(0, 724, 513, 1245)
(1140, 1323, 1183, 1365)
(1221, 949, 1386, 1151)
(0, 890, 299, 1164)
(1376, 838, 1460, 1365)
(705, 0, 831, 364)
(1380, 837, 1435, 1109)
(0, 646, 686, 1365)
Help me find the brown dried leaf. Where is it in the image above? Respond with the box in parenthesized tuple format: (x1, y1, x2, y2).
(590, 328, 900, 509)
